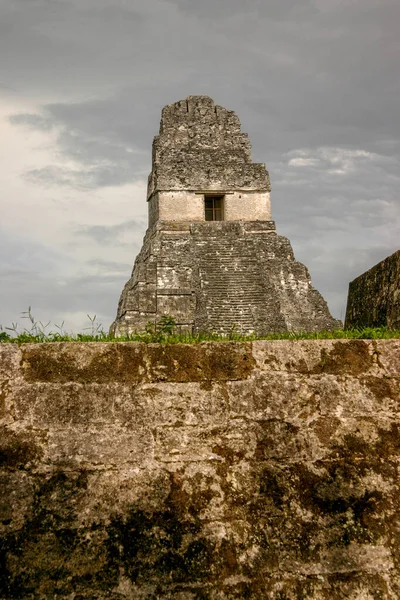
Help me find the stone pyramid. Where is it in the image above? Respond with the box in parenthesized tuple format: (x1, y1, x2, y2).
(111, 96, 339, 336)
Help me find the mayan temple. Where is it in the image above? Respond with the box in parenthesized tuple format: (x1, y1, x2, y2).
(111, 96, 338, 335)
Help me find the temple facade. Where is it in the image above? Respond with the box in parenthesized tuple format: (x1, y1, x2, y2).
(111, 96, 338, 335)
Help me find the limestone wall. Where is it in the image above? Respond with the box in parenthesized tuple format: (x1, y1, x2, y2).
(345, 249, 400, 329)
(1, 340, 400, 599)
(148, 191, 272, 223)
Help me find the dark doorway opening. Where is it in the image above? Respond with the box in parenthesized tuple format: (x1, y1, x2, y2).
(205, 196, 224, 221)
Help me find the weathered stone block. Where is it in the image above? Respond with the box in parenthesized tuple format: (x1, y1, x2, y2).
(138, 288, 157, 313)
(0, 471, 35, 535)
(345, 249, 400, 329)
(157, 293, 196, 321)
(157, 265, 193, 288)
(19, 341, 255, 384)
(0, 344, 20, 381)
(45, 426, 154, 468)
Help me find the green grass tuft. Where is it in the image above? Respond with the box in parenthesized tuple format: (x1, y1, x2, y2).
(1, 308, 399, 344)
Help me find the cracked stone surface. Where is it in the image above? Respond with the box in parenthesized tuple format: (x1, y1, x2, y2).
(0, 339, 400, 598)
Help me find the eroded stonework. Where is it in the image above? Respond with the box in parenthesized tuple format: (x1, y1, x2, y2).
(345, 249, 400, 329)
(111, 96, 338, 335)
(1, 340, 400, 598)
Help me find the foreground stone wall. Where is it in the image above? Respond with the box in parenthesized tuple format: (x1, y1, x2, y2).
(345, 249, 400, 329)
(1, 340, 400, 599)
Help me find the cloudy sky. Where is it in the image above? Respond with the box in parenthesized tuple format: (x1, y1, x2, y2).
(1, 0, 399, 333)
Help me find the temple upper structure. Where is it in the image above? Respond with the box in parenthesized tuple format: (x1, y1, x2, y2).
(111, 96, 339, 335)
(147, 95, 271, 226)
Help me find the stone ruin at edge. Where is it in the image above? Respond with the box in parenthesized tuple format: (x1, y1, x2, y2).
(111, 96, 338, 336)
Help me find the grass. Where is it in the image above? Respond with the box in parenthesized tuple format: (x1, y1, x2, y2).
(1, 308, 399, 344)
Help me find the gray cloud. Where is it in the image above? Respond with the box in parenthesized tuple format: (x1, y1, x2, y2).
(9, 113, 54, 131)
(7, 0, 400, 167)
(166, 0, 320, 21)
(75, 220, 146, 245)
(0, 228, 128, 333)
(86, 258, 132, 274)
(24, 162, 142, 189)
(1, 0, 399, 329)
(10, 99, 150, 188)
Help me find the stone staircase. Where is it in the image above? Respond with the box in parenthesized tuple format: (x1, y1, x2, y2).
(111, 221, 339, 336)
(192, 226, 278, 334)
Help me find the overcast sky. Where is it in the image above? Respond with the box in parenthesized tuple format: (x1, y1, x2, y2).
(1, 0, 399, 333)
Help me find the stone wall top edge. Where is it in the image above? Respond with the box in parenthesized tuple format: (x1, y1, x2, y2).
(0, 342, 21, 379)
(349, 249, 400, 285)
(2, 338, 398, 382)
(2, 338, 398, 359)
(2, 338, 399, 349)
(0, 339, 400, 374)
